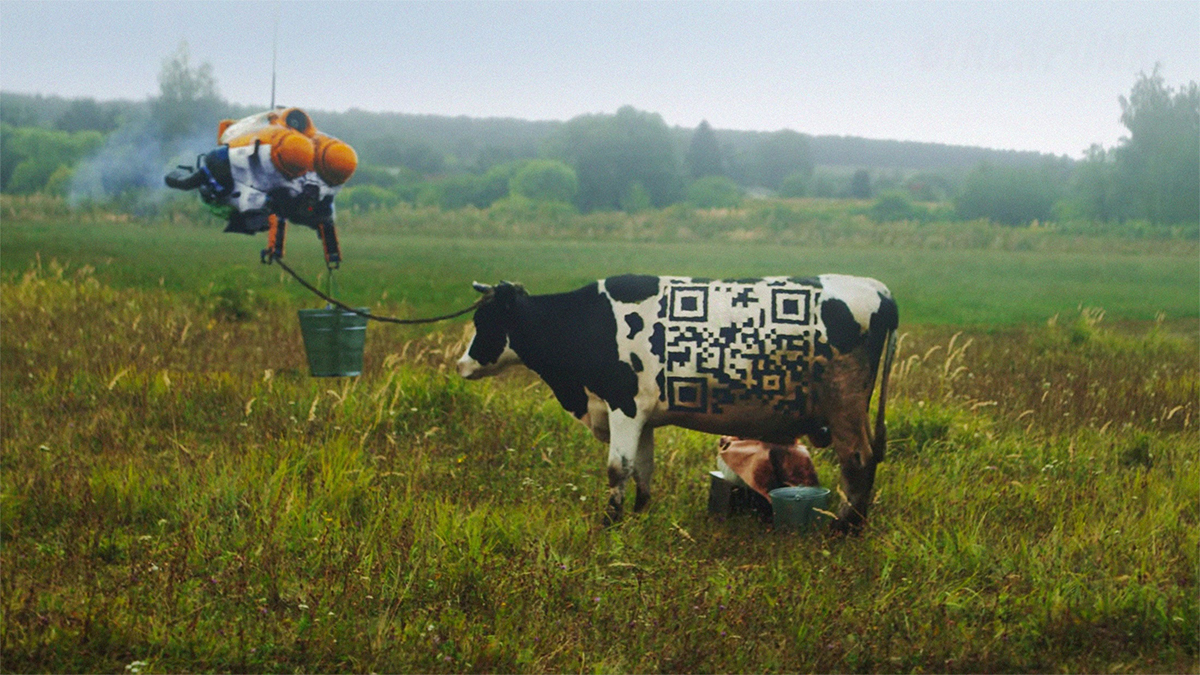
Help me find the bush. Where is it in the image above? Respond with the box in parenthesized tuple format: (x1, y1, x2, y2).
(1, 124, 103, 194)
(619, 181, 652, 213)
(686, 176, 742, 209)
(777, 172, 809, 198)
(490, 194, 577, 221)
(850, 168, 872, 199)
(509, 160, 578, 203)
(869, 190, 924, 222)
(43, 165, 75, 197)
(956, 163, 1062, 225)
(338, 185, 402, 212)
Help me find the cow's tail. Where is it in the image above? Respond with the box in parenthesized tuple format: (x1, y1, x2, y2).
(871, 328, 898, 463)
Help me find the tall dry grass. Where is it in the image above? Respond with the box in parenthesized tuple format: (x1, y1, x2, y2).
(2, 261, 1196, 673)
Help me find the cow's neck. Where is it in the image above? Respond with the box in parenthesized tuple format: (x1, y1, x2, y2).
(506, 284, 624, 419)
(508, 288, 598, 374)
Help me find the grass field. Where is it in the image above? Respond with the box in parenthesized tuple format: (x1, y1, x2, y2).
(2, 209, 1197, 328)
(1, 199, 1197, 672)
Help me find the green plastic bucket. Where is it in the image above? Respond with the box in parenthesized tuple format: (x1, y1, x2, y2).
(769, 486, 832, 532)
(297, 307, 368, 377)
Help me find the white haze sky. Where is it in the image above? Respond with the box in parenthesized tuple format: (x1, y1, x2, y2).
(1, 0, 1197, 158)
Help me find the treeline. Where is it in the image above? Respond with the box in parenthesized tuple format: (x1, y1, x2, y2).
(1, 44, 1196, 227)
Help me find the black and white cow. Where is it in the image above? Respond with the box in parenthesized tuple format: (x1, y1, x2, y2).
(457, 274, 898, 531)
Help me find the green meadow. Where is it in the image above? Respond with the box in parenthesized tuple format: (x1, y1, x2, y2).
(1, 196, 1197, 672)
(2, 198, 1196, 327)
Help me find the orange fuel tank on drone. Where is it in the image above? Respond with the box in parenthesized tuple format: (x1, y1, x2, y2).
(312, 133, 358, 186)
(225, 125, 315, 179)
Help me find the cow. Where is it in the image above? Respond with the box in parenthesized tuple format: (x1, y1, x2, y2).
(456, 274, 898, 532)
(716, 436, 820, 500)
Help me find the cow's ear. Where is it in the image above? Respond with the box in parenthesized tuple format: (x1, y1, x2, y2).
(505, 281, 527, 296)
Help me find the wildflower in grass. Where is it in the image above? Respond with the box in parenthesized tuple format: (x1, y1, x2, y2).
(125, 661, 148, 674)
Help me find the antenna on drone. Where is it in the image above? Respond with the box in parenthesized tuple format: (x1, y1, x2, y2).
(270, 5, 280, 108)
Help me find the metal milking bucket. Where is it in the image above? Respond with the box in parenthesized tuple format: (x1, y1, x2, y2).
(297, 306, 368, 377)
(769, 486, 832, 532)
(296, 271, 367, 377)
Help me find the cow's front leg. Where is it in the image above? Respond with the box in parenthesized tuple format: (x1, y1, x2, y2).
(632, 425, 654, 512)
(603, 411, 646, 526)
(830, 418, 877, 534)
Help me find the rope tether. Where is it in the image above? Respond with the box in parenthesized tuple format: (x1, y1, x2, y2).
(272, 258, 483, 325)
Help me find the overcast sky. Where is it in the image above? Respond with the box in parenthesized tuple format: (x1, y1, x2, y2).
(2, 1, 1196, 158)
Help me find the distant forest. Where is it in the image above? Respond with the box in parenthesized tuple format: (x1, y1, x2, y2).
(1, 51, 1195, 227)
(0, 91, 1053, 175)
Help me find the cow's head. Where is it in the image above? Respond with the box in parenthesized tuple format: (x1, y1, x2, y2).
(456, 281, 526, 380)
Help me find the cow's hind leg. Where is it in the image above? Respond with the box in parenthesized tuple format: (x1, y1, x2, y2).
(604, 411, 646, 526)
(632, 425, 654, 512)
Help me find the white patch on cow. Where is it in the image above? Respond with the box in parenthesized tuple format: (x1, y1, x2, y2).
(716, 455, 748, 487)
(600, 281, 665, 415)
(607, 409, 646, 476)
(819, 274, 888, 331)
(456, 340, 521, 380)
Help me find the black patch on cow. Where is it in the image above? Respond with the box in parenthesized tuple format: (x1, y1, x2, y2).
(788, 276, 822, 288)
(500, 282, 640, 419)
(630, 352, 644, 372)
(865, 293, 899, 375)
(624, 312, 644, 339)
(605, 275, 660, 303)
(655, 370, 666, 401)
(813, 333, 833, 361)
(725, 277, 763, 284)
(649, 322, 666, 359)
(820, 298, 864, 354)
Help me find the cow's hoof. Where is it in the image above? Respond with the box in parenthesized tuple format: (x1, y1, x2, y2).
(833, 502, 869, 535)
(601, 501, 623, 528)
(633, 489, 651, 513)
(830, 518, 862, 536)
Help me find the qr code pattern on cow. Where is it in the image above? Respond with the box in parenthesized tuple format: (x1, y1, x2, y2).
(659, 279, 823, 415)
